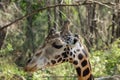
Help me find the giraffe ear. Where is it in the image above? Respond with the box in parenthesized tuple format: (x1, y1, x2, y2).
(46, 27, 60, 40)
(48, 28, 57, 36)
(60, 20, 72, 36)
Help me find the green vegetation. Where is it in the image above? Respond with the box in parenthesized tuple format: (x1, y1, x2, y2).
(91, 39, 120, 77)
(0, 39, 120, 80)
(0, 0, 120, 80)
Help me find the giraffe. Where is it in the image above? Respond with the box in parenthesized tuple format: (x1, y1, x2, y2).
(24, 21, 94, 80)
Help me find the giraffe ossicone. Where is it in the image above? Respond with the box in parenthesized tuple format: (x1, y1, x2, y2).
(24, 21, 94, 80)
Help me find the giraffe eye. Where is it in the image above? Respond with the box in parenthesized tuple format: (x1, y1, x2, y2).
(52, 42, 63, 49)
(73, 38, 78, 44)
(27, 58, 32, 63)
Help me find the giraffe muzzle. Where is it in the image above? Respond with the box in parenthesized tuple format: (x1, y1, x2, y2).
(24, 64, 37, 72)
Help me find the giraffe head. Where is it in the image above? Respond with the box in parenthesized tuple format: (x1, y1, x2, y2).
(25, 21, 77, 72)
(24, 28, 68, 72)
(24, 20, 78, 72)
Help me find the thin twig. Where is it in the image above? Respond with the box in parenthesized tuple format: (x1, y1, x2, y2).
(0, 1, 114, 31)
(93, 1, 115, 9)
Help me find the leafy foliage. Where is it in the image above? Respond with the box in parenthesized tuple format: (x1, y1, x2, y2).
(91, 39, 120, 77)
(0, 0, 120, 80)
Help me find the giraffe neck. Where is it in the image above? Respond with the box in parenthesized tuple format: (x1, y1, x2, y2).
(66, 42, 93, 80)
(75, 58, 93, 80)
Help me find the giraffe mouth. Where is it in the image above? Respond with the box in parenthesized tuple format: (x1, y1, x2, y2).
(24, 64, 38, 72)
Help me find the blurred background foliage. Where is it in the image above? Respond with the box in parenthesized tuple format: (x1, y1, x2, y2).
(0, 0, 120, 80)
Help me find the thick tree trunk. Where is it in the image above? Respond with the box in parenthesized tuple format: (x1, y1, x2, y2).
(26, 0, 35, 55)
(115, 0, 120, 38)
(86, 3, 97, 47)
(111, 0, 120, 42)
(0, 0, 7, 50)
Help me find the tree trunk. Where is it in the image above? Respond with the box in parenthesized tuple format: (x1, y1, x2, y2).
(111, 0, 120, 42)
(54, 0, 57, 28)
(26, 0, 35, 55)
(58, 0, 63, 26)
(47, 0, 52, 32)
(0, 29, 6, 49)
(0, 0, 7, 50)
(77, 6, 84, 32)
(86, 3, 97, 47)
(115, 0, 120, 38)
(111, 13, 116, 43)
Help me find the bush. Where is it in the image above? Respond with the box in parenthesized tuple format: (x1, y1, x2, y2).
(91, 39, 120, 77)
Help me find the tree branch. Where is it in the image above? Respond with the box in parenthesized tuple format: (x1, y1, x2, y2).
(0, 1, 114, 31)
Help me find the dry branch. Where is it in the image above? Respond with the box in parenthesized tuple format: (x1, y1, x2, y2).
(0, 1, 115, 31)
